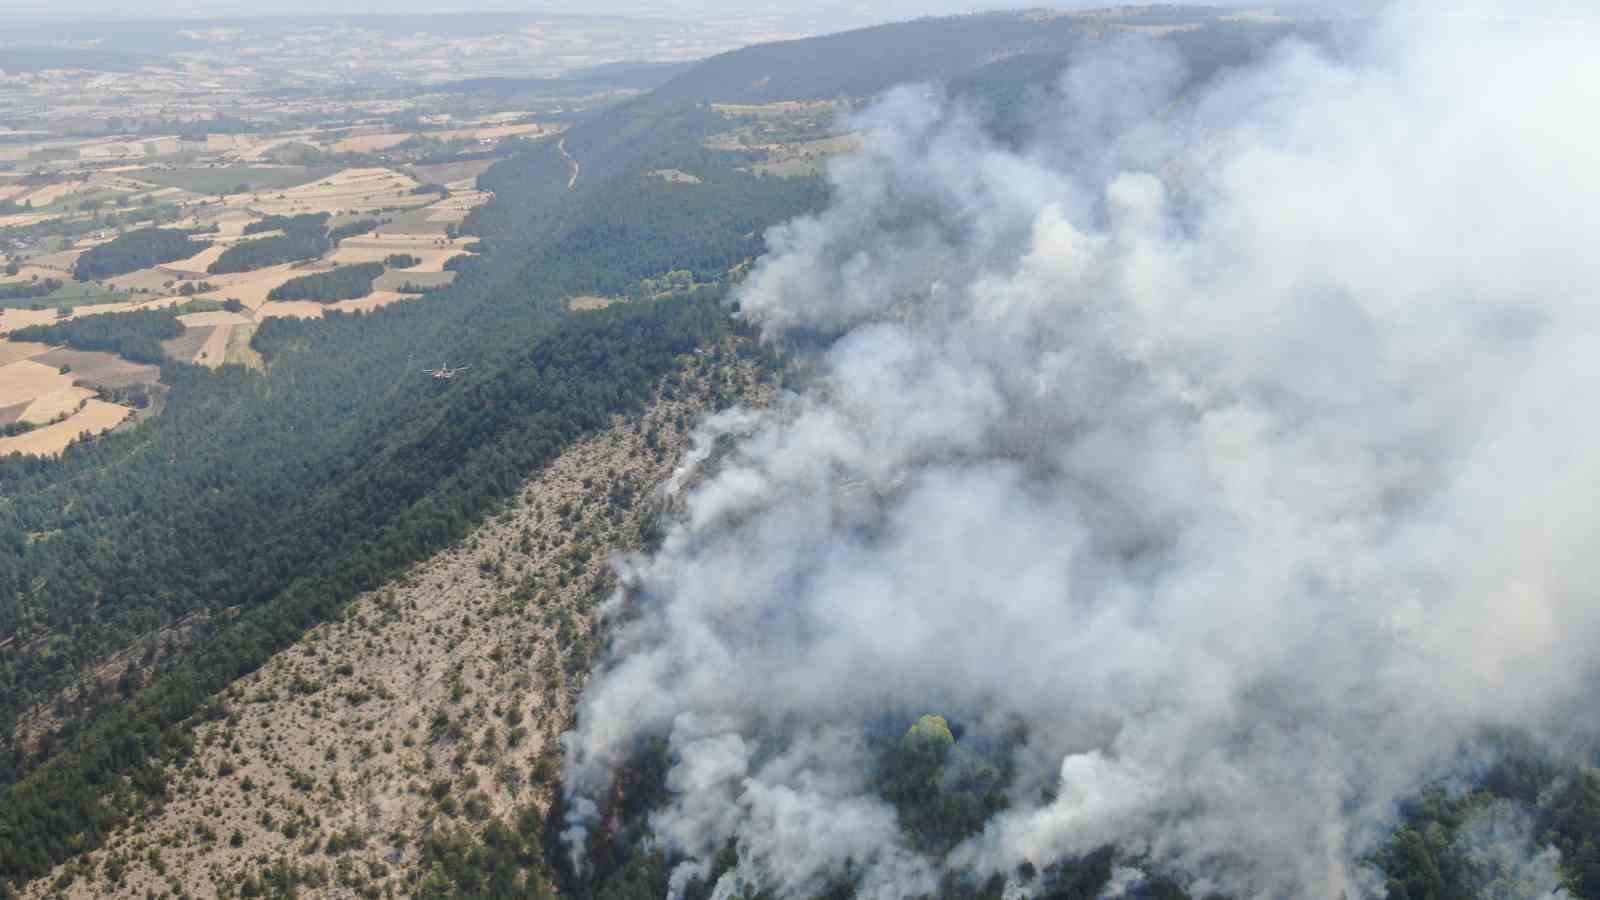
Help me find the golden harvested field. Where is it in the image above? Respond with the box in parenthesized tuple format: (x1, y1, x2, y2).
(326, 230, 470, 269)
(204, 210, 263, 237)
(257, 290, 414, 319)
(408, 158, 496, 185)
(78, 140, 153, 160)
(17, 180, 88, 207)
(254, 300, 328, 320)
(0, 212, 60, 229)
(566, 295, 621, 311)
(326, 242, 469, 271)
(19, 386, 94, 425)
(204, 134, 254, 153)
(242, 167, 429, 217)
(60, 297, 188, 319)
(168, 311, 253, 367)
(177, 310, 253, 328)
(195, 263, 330, 310)
(431, 121, 559, 142)
(0, 265, 64, 285)
(0, 360, 74, 407)
(194, 323, 234, 368)
(0, 309, 59, 336)
(0, 399, 130, 458)
(332, 290, 411, 313)
(422, 189, 491, 223)
(329, 132, 414, 153)
(0, 340, 52, 365)
(161, 243, 230, 275)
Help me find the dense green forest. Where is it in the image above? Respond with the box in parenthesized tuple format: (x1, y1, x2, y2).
(207, 229, 331, 274)
(243, 212, 329, 236)
(208, 214, 335, 274)
(8, 306, 183, 365)
(265, 262, 384, 302)
(330, 218, 379, 243)
(71, 227, 208, 281)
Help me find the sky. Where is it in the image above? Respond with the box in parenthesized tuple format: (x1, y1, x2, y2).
(0, 0, 1244, 27)
(1, 0, 993, 19)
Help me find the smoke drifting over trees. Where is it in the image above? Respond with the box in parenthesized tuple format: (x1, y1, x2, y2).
(564, 5, 1600, 897)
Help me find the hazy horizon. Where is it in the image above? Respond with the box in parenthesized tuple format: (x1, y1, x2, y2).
(2, 0, 1251, 28)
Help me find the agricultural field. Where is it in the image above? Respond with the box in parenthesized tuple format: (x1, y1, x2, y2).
(0, 345, 155, 457)
(0, 9, 801, 461)
(0, 399, 129, 458)
(131, 166, 341, 196)
(704, 100, 863, 177)
(2, 119, 498, 457)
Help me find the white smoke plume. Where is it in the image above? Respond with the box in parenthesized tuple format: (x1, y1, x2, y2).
(564, 5, 1600, 897)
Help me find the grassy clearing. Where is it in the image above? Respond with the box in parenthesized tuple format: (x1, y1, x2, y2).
(408, 158, 498, 186)
(0, 281, 131, 311)
(223, 323, 264, 370)
(566, 295, 622, 311)
(373, 269, 454, 292)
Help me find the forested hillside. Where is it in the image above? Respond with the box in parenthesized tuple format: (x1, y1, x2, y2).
(2, 8, 1587, 900)
(0, 18, 820, 890)
(649, 8, 1313, 105)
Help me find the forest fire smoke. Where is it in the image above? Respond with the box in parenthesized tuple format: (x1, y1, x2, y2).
(564, 5, 1600, 896)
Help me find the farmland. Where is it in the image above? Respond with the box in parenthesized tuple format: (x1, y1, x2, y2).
(130, 166, 340, 196)
(1, 77, 861, 457)
(0, 21, 633, 457)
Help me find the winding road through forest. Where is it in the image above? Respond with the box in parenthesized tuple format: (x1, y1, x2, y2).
(558, 136, 580, 190)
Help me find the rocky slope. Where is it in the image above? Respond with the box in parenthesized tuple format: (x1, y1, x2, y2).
(25, 344, 770, 899)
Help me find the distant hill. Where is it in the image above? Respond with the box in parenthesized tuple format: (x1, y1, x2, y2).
(421, 61, 698, 99)
(646, 6, 1298, 105)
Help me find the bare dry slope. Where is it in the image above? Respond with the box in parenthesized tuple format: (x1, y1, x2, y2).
(24, 348, 769, 899)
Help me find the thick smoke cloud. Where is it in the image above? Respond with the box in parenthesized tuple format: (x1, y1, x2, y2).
(565, 5, 1600, 897)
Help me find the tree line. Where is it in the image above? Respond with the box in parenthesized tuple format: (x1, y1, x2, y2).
(72, 228, 208, 281)
(8, 307, 182, 365)
(266, 262, 384, 303)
